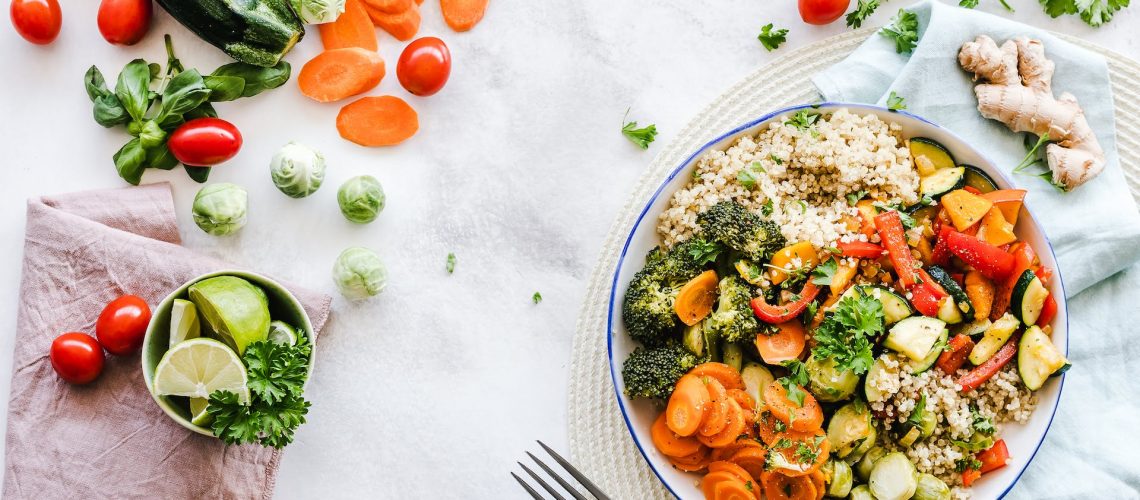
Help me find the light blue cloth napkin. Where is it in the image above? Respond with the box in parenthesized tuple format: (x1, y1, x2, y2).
(815, 2, 1140, 498)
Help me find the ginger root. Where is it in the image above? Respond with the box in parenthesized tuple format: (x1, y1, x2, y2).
(958, 35, 1105, 191)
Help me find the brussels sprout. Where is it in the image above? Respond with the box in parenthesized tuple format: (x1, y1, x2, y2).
(911, 473, 951, 500)
(337, 175, 385, 224)
(332, 247, 387, 300)
(823, 459, 853, 497)
(807, 353, 860, 402)
(290, 0, 346, 24)
(192, 183, 247, 236)
(270, 142, 326, 198)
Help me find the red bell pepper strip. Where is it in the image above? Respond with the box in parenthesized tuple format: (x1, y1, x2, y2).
(836, 240, 885, 259)
(977, 439, 1010, 474)
(936, 334, 975, 374)
(1036, 294, 1058, 327)
(992, 242, 1039, 319)
(750, 282, 822, 324)
(931, 226, 953, 267)
(963, 185, 983, 195)
(1034, 265, 1054, 285)
(962, 468, 982, 487)
(957, 332, 1021, 393)
(910, 281, 945, 317)
(874, 211, 921, 288)
(945, 231, 1015, 281)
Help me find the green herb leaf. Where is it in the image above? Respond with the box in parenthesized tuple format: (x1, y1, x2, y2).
(777, 359, 810, 407)
(959, 0, 979, 7)
(761, 199, 774, 217)
(810, 258, 838, 286)
(114, 59, 152, 122)
(737, 162, 767, 189)
(770, 154, 783, 165)
(156, 69, 211, 127)
(622, 112, 658, 150)
(203, 75, 246, 102)
(846, 190, 867, 206)
(887, 91, 907, 111)
(207, 335, 312, 449)
(93, 94, 130, 128)
(687, 239, 723, 266)
(211, 61, 292, 98)
(757, 23, 788, 51)
(185, 102, 219, 121)
(446, 253, 457, 273)
(184, 165, 211, 183)
(1040, 0, 1128, 26)
(113, 138, 147, 185)
(971, 407, 996, 435)
(846, 0, 881, 27)
(532, 292, 543, 304)
(810, 289, 884, 374)
(145, 143, 180, 170)
(787, 110, 821, 132)
(880, 9, 920, 54)
(84, 65, 111, 101)
(244, 338, 311, 405)
(138, 120, 167, 149)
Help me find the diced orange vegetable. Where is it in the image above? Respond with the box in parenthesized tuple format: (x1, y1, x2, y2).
(651, 412, 703, 457)
(675, 270, 719, 326)
(440, 0, 488, 32)
(689, 363, 746, 391)
(855, 200, 878, 237)
(941, 189, 994, 231)
(768, 242, 818, 285)
(318, 0, 378, 51)
(977, 207, 1017, 246)
(830, 258, 858, 296)
(754, 320, 806, 365)
(336, 96, 419, 147)
(364, 0, 411, 14)
(964, 270, 995, 321)
(366, 1, 420, 40)
(981, 189, 1027, 225)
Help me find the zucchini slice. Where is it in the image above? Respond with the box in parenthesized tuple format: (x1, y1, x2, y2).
(919, 167, 967, 200)
(907, 327, 947, 374)
(962, 165, 999, 193)
(968, 313, 1019, 365)
(834, 285, 913, 325)
(869, 452, 918, 500)
(864, 355, 898, 404)
(954, 318, 992, 338)
(936, 295, 964, 325)
(927, 266, 974, 317)
(910, 138, 956, 173)
(883, 316, 947, 361)
(1011, 269, 1050, 326)
(1018, 325, 1069, 390)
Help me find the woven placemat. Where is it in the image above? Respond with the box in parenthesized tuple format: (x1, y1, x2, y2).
(567, 26, 1140, 499)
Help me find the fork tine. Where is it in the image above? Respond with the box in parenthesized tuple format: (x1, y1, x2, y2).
(519, 462, 568, 500)
(537, 440, 611, 500)
(512, 472, 546, 500)
(527, 452, 589, 500)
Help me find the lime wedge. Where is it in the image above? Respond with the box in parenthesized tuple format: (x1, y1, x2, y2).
(190, 397, 213, 426)
(188, 276, 270, 355)
(153, 338, 250, 404)
(268, 320, 298, 346)
(169, 299, 201, 348)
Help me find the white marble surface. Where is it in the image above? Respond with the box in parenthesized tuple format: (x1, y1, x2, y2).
(0, 1, 1135, 498)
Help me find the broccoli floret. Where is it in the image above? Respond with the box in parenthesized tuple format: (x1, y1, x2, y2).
(705, 275, 760, 343)
(622, 244, 707, 346)
(622, 342, 700, 400)
(697, 201, 786, 261)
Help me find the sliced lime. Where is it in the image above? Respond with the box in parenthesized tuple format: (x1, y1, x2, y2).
(153, 338, 250, 404)
(188, 276, 270, 355)
(268, 320, 298, 346)
(169, 299, 202, 348)
(190, 397, 213, 426)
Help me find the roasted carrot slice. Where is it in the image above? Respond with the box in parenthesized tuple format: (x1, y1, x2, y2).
(337, 96, 419, 147)
(727, 388, 755, 411)
(440, 0, 488, 32)
(754, 320, 806, 365)
(676, 270, 718, 326)
(710, 438, 762, 462)
(650, 412, 702, 458)
(318, 0, 378, 51)
(364, 0, 411, 14)
(299, 48, 386, 103)
(699, 378, 730, 437)
(714, 479, 758, 500)
(756, 410, 784, 445)
(761, 470, 817, 500)
(807, 470, 826, 500)
(729, 446, 768, 482)
(366, 1, 420, 40)
(763, 381, 823, 432)
(668, 446, 711, 472)
(701, 471, 744, 500)
(698, 398, 746, 449)
(689, 363, 746, 391)
(708, 461, 755, 484)
(666, 374, 709, 437)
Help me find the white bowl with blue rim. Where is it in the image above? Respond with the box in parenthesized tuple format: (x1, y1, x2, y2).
(606, 103, 1067, 499)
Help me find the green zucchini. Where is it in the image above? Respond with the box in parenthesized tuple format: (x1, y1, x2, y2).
(883, 316, 947, 361)
(157, 0, 304, 67)
(919, 167, 967, 200)
(936, 295, 964, 325)
(909, 138, 956, 174)
(906, 327, 947, 374)
(1011, 269, 1050, 326)
(834, 285, 913, 325)
(927, 266, 974, 318)
(1018, 325, 1069, 390)
(962, 165, 999, 193)
(968, 313, 1019, 365)
(954, 318, 992, 338)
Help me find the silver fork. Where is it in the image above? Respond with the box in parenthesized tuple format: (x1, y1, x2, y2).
(511, 440, 611, 500)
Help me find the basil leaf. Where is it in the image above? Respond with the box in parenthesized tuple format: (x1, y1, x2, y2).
(185, 102, 218, 121)
(211, 61, 291, 98)
(115, 59, 152, 122)
(146, 143, 179, 170)
(113, 138, 147, 185)
(156, 69, 211, 127)
(204, 75, 246, 102)
(138, 120, 167, 149)
(84, 66, 111, 101)
(93, 94, 130, 127)
(184, 165, 211, 183)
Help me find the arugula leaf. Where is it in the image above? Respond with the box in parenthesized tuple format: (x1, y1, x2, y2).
(810, 259, 838, 286)
(880, 9, 920, 54)
(622, 110, 658, 149)
(778, 359, 810, 407)
(757, 23, 789, 52)
(846, 0, 881, 28)
(810, 289, 884, 374)
(887, 91, 907, 111)
(687, 239, 723, 266)
(446, 253, 457, 273)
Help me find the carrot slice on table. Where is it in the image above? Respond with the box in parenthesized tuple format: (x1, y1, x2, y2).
(701, 471, 744, 499)
(299, 48, 386, 103)
(364, 0, 411, 14)
(668, 446, 712, 472)
(318, 0, 378, 51)
(729, 446, 768, 482)
(337, 96, 419, 147)
(698, 398, 746, 448)
(762, 381, 823, 432)
(760, 470, 816, 500)
(714, 479, 758, 500)
(699, 378, 730, 437)
(689, 362, 746, 391)
(727, 388, 755, 411)
(666, 374, 710, 436)
(366, 1, 421, 40)
(708, 461, 755, 484)
(440, 0, 488, 32)
(675, 270, 718, 326)
(766, 428, 829, 477)
(754, 320, 806, 365)
(651, 412, 702, 457)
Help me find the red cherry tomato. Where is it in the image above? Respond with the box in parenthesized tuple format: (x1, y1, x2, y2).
(97, 0, 151, 45)
(50, 333, 105, 384)
(10, 0, 61, 45)
(168, 118, 243, 167)
(798, 0, 850, 25)
(96, 295, 151, 356)
(397, 37, 451, 97)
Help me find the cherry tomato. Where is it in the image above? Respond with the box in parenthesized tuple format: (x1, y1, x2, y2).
(50, 333, 105, 384)
(97, 0, 151, 45)
(798, 0, 850, 25)
(96, 294, 151, 356)
(168, 118, 243, 167)
(397, 37, 451, 97)
(10, 0, 61, 45)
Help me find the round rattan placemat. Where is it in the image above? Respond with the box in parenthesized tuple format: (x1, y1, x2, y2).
(566, 26, 1140, 499)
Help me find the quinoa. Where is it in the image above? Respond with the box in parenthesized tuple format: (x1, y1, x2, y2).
(657, 108, 920, 249)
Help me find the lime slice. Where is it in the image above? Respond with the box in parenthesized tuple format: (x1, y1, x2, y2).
(268, 320, 298, 346)
(169, 299, 202, 348)
(189, 397, 213, 426)
(153, 338, 250, 404)
(188, 276, 270, 355)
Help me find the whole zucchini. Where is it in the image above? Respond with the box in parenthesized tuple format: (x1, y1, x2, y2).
(157, 0, 304, 67)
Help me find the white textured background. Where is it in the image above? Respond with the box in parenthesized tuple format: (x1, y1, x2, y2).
(0, 1, 1135, 498)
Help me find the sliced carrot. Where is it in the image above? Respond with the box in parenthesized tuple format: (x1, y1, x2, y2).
(754, 320, 806, 365)
(337, 96, 419, 147)
(701, 471, 743, 499)
(298, 48, 386, 103)
(689, 363, 746, 391)
(766, 428, 829, 477)
(651, 412, 702, 458)
(729, 446, 768, 482)
(666, 374, 709, 437)
(698, 398, 746, 449)
(440, 0, 488, 32)
(668, 446, 712, 472)
(807, 470, 826, 500)
(676, 270, 718, 326)
(366, 1, 421, 40)
(727, 388, 755, 411)
(699, 378, 730, 437)
(756, 410, 784, 445)
(710, 438, 762, 462)
(363, 0, 411, 14)
(762, 381, 823, 432)
(709, 461, 755, 484)
(714, 479, 758, 500)
(318, 0, 378, 51)
(760, 471, 817, 500)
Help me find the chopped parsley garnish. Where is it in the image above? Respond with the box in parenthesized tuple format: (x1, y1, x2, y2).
(737, 161, 767, 189)
(810, 289, 884, 375)
(621, 109, 658, 149)
(907, 393, 928, 426)
(846, 0, 881, 28)
(773, 419, 787, 432)
(777, 359, 810, 407)
(887, 91, 907, 111)
(787, 110, 821, 132)
(810, 258, 838, 287)
(880, 9, 920, 54)
(532, 292, 543, 304)
(688, 239, 724, 266)
(971, 407, 996, 436)
(955, 456, 983, 472)
(761, 199, 775, 217)
(846, 190, 867, 206)
(794, 442, 819, 465)
(757, 23, 789, 51)
(1041, 0, 1126, 26)
(446, 252, 456, 273)
(773, 437, 793, 449)
(770, 154, 784, 165)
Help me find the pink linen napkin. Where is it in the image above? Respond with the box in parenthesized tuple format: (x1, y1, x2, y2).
(3, 183, 331, 499)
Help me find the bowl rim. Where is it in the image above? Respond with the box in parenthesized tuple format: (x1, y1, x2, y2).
(140, 269, 316, 437)
(604, 102, 1068, 499)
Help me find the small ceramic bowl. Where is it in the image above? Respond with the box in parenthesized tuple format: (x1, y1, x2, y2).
(140, 270, 315, 436)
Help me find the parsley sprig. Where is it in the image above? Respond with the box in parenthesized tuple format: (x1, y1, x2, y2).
(687, 239, 723, 266)
(846, 0, 881, 28)
(208, 335, 312, 448)
(1041, 0, 1128, 26)
(621, 109, 658, 149)
(777, 359, 810, 407)
(886, 91, 907, 111)
(810, 289, 885, 375)
(880, 9, 920, 54)
(758, 23, 789, 52)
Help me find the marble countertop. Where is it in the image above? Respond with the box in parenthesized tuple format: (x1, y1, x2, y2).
(0, 1, 1135, 498)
